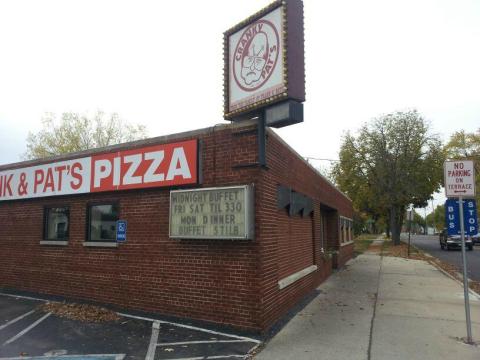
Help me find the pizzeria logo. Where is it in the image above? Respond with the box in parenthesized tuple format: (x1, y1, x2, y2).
(232, 19, 280, 92)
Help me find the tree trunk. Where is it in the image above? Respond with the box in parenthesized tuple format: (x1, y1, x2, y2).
(390, 206, 402, 245)
(386, 210, 391, 238)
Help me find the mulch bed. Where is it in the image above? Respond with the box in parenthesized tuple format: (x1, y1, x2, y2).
(39, 302, 120, 323)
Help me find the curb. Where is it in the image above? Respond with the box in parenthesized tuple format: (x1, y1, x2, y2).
(402, 241, 480, 300)
(430, 261, 480, 300)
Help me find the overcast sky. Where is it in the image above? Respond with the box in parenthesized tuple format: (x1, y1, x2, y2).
(1, 0, 479, 211)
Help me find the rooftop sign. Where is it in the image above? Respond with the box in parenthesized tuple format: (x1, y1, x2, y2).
(223, 0, 305, 119)
(444, 160, 476, 198)
(0, 140, 198, 201)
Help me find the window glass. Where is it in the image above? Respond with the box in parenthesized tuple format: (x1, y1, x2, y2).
(45, 207, 69, 240)
(89, 204, 119, 241)
(349, 220, 353, 241)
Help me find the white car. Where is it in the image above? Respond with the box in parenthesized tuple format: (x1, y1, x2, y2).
(439, 229, 473, 251)
(472, 232, 480, 245)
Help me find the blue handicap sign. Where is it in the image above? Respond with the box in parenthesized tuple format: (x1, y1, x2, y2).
(445, 199, 477, 236)
(116, 220, 127, 242)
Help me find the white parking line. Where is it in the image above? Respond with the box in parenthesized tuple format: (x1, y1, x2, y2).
(0, 292, 48, 302)
(156, 339, 255, 347)
(0, 355, 126, 360)
(0, 310, 35, 331)
(145, 321, 160, 360)
(118, 312, 261, 344)
(2, 312, 52, 346)
(160, 356, 245, 360)
(0, 292, 261, 359)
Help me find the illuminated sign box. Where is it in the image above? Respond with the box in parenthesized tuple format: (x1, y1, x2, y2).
(223, 0, 305, 119)
(169, 185, 255, 240)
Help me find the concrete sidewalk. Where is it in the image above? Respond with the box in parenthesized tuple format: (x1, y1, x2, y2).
(254, 241, 480, 360)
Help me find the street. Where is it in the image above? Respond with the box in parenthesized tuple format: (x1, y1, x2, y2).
(408, 234, 480, 281)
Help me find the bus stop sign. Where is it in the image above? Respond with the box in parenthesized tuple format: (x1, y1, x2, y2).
(446, 199, 478, 236)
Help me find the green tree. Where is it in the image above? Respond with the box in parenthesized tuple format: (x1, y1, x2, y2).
(332, 110, 445, 245)
(24, 111, 147, 160)
(445, 129, 480, 216)
(426, 204, 445, 232)
(409, 211, 426, 234)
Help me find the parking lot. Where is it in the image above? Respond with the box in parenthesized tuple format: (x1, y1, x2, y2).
(0, 293, 260, 360)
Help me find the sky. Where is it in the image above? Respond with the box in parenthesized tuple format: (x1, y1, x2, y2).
(1, 0, 479, 213)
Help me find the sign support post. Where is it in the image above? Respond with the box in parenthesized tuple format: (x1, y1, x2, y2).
(258, 112, 267, 167)
(407, 209, 412, 258)
(458, 196, 473, 344)
(444, 159, 476, 344)
(407, 220, 411, 258)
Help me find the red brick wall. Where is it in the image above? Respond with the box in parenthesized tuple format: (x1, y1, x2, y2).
(337, 243, 354, 268)
(0, 121, 353, 332)
(256, 130, 353, 330)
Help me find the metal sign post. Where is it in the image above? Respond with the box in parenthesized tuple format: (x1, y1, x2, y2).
(407, 209, 413, 258)
(458, 197, 472, 343)
(444, 159, 476, 344)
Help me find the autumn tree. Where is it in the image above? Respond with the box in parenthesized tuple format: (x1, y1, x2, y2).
(24, 111, 147, 160)
(332, 110, 445, 245)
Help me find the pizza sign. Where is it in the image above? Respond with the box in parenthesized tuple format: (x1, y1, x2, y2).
(224, 0, 305, 119)
(0, 140, 198, 201)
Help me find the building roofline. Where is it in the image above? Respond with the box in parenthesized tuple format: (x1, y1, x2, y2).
(0, 120, 352, 203)
(266, 128, 352, 202)
(0, 122, 243, 171)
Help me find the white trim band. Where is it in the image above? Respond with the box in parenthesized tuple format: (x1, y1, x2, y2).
(40, 241, 68, 246)
(278, 265, 318, 290)
(83, 242, 118, 248)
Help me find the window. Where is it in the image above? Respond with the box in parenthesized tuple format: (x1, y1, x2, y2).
(88, 204, 119, 242)
(44, 207, 70, 241)
(340, 216, 353, 243)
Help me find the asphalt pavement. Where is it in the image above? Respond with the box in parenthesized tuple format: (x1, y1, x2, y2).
(0, 293, 260, 360)
(407, 234, 480, 281)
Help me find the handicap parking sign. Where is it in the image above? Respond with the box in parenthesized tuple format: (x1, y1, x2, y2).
(116, 220, 127, 242)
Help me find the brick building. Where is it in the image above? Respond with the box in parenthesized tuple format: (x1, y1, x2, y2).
(0, 120, 353, 332)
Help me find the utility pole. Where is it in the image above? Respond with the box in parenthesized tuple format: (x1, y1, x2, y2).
(431, 199, 436, 234)
(407, 209, 412, 257)
(424, 206, 427, 235)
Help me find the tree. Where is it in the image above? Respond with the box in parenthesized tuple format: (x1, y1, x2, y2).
(24, 111, 147, 160)
(445, 128, 480, 216)
(426, 204, 445, 232)
(332, 110, 445, 245)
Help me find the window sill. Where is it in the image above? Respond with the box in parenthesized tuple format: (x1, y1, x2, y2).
(278, 265, 318, 290)
(83, 242, 118, 248)
(40, 240, 68, 246)
(340, 241, 354, 247)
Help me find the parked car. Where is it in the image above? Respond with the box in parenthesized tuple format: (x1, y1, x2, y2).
(472, 232, 480, 245)
(439, 229, 473, 251)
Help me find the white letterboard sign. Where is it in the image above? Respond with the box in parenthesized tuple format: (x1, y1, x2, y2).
(169, 185, 254, 240)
